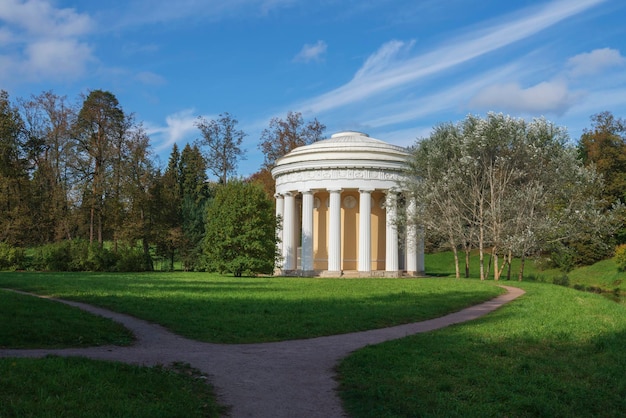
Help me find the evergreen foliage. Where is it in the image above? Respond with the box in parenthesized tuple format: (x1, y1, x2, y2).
(203, 181, 278, 276)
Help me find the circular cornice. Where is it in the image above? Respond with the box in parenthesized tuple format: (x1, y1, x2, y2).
(271, 131, 409, 180)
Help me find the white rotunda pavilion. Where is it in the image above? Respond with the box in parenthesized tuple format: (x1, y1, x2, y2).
(271, 131, 424, 277)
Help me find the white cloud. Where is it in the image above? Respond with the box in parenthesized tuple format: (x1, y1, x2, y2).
(0, 0, 95, 83)
(470, 81, 579, 115)
(294, 40, 327, 63)
(298, 0, 605, 115)
(354, 40, 414, 79)
(25, 38, 93, 78)
(567, 48, 626, 77)
(147, 109, 203, 151)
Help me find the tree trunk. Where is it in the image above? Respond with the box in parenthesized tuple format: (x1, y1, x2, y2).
(518, 255, 526, 281)
(493, 247, 500, 281)
(506, 250, 512, 280)
(452, 246, 460, 279)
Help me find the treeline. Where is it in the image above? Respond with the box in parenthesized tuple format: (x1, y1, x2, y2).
(0, 89, 324, 272)
(2, 87, 623, 274)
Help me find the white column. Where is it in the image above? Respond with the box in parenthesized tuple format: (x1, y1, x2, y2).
(358, 189, 373, 272)
(406, 197, 418, 274)
(283, 192, 296, 271)
(328, 188, 342, 272)
(385, 192, 398, 272)
(274, 193, 284, 273)
(301, 190, 314, 273)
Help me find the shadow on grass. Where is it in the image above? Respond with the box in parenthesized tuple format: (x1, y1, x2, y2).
(66, 288, 502, 343)
(338, 285, 626, 418)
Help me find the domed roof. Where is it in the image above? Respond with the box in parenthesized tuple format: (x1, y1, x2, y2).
(271, 131, 409, 178)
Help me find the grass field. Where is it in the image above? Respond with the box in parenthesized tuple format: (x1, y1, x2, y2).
(0, 289, 133, 349)
(424, 250, 626, 300)
(1, 253, 625, 417)
(1, 357, 223, 418)
(338, 281, 626, 417)
(0, 272, 502, 344)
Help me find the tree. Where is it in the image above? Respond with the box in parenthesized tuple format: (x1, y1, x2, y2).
(579, 111, 626, 205)
(18, 91, 76, 243)
(0, 90, 30, 245)
(254, 111, 325, 195)
(153, 144, 183, 270)
(404, 113, 616, 280)
(203, 180, 278, 276)
(179, 143, 210, 270)
(195, 112, 246, 184)
(117, 123, 156, 269)
(73, 90, 126, 247)
(579, 111, 626, 244)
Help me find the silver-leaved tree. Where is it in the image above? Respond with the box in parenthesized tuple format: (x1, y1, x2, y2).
(401, 113, 623, 280)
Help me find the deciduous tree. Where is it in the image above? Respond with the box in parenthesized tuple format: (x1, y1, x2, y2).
(254, 111, 325, 196)
(0, 90, 30, 245)
(404, 113, 617, 280)
(195, 112, 246, 184)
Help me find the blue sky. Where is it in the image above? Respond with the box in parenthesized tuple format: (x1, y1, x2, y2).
(2, 0, 625, 178)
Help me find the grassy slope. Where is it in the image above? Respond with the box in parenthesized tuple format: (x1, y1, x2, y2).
(338, 282, 626, 417)
(338, 253, 626, 417)
(425, 250, 626, 297)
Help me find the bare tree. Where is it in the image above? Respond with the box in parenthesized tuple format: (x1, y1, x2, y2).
(258, 111, 325, 169)
(195, 112, 246, 184)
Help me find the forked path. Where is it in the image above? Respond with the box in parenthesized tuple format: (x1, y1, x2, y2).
(1, 286, 525, 417)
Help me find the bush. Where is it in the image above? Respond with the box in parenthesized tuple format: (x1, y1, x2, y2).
(0, 242, 26, 270)
(34, 241, 71, 271)
(552, 275, 570, 287)
(615, 244, 626, 272)
(115, 246, 153, 272)
(203, 181, 278, 276)
(30, 240, 119, 272)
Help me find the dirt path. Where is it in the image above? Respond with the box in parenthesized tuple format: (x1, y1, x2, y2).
(1, 286, 525, 417)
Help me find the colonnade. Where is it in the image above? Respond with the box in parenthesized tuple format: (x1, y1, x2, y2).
(275, 188, 423, 277)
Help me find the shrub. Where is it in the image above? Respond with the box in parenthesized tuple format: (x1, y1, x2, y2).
(30, 240, 120, 272)
(0, 242, 26, 270)
(552, 275, 570, 287)
(203, 181, 278, 276)
(615, 244, 626, 272)
(115, 246, 153, 272)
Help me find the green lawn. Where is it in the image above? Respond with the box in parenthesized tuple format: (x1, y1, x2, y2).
(2, 259, 624, 418)
(0, 289, 133, 349)
(0, 357, 222, 418)
(0, 272, 503, 344)
(338, 279, 626, 417)
(0, 271, 502, 418)
(424, 250, 626, 300)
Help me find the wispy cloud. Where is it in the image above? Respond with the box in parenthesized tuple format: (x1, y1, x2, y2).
(0, 0, 95, 84)
(147, 109, 201, 151)
(298, 0, 605, 115)
(293, 40, 327, 63)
